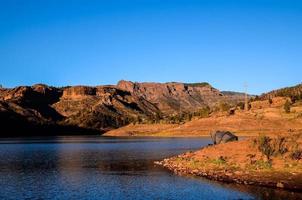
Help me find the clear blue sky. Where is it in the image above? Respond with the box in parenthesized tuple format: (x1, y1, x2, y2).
(0, 0, 301, 94)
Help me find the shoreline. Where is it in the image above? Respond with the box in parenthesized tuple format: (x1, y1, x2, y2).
(155, 137, 302, 192)
(155, 158, 302, 192)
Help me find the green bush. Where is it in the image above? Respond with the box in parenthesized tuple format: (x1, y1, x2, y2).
(185, 82, 210, 87)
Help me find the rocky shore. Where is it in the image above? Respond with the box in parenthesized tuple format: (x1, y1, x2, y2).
(155, 136, 302, 192)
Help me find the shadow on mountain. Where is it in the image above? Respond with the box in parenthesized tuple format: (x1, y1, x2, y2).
(0, 111, 102, 137)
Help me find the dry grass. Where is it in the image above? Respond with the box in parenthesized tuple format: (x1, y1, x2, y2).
(105, 106, 302, 137)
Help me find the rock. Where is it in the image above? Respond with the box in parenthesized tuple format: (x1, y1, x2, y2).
(276, 182, 284, 188)
(154, 161, 161, 165)
(225, 172, 233, 176)
(234, 171, 243, 175)
(210, 131, 238, 144)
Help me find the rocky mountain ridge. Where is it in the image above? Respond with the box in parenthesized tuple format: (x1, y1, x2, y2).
(0, 80, 247, 136)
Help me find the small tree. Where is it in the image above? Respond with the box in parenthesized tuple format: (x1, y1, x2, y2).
(219, 102, 231, 112)
(237, 102, 245, 110)
(257, 135, 275, 160)
(197, 106, 211, 118)
(268, 98, 273, 105)
(284, 100, 291, 113)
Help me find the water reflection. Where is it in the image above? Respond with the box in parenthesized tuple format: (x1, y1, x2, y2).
(0, 136, 301, 200)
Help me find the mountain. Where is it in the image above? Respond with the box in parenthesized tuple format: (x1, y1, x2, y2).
(106, 83, 302, 137)
(0, 81, 247, 137)
(117, 80, 246, 114)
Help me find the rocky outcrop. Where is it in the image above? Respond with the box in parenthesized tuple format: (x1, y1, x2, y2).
(53, 85, 160, 131)
(62, 86, 96, 99)
(1, 84, 62, 105)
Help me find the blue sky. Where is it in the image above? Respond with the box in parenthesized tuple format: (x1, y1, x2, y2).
(0, 0, 301, 94)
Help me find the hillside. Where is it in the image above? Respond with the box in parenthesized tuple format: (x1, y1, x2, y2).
(105, 101, 302, 137)
(106, 93, 302, 137)
(260, 83, 302, 101)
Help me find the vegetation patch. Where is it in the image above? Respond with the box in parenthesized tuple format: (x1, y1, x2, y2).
(210, 157, 227, 166)
(185, 82, 210, 87)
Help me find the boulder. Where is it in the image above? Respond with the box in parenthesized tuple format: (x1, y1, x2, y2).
(210, 131, 238, 145)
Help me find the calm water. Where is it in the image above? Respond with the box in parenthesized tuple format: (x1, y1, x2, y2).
(0, 136, 301, 200)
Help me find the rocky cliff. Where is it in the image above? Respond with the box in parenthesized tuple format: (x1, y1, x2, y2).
(117, 80, 244, 114)
(0, 81, 246, 136)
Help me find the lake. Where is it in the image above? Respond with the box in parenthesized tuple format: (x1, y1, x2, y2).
(0, 136, 301, 200)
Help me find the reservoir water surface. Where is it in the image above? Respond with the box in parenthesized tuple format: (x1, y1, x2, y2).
(0, 136, 301, 200)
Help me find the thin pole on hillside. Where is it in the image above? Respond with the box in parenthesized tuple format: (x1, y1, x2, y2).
(244, 83, 249, 112)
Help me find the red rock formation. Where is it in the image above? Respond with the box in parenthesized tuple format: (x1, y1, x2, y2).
(117, 80, 227, 114)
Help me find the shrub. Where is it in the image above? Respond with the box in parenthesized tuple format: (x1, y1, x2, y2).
(195, 106, 211, 118)
(185, 82, 210, 87)
(217, 102, 231, 112)
(269, 98, 273, 104)
(186, 113, 193, 121)
(257, 135, 275, 160)
(274, 136, 288, 156)
(284, 100, 291, 113)
(291, 149, 302, 160)
(254, 160, 272, 170)
(297, 113, 302, 118)
(211, 156, 227, 165)
(237, 102, 245, 110)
